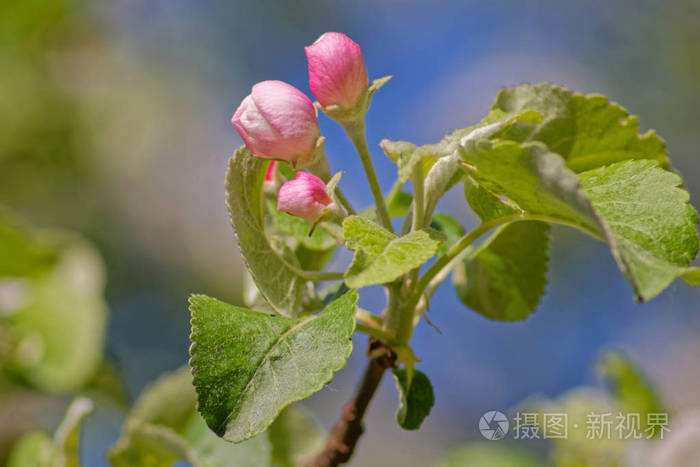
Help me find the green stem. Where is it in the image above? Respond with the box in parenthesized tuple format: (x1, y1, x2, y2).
(299, 270, 345, 281)
(408, 212, 600, 311)
(342, 121, 394, 233)
(410, 165, 425, 232)
(355, 323, 396, 344)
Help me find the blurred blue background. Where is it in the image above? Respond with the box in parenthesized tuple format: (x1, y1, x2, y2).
(2, 0, 699, 465)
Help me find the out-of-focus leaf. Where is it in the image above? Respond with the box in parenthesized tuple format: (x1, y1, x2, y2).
(7, 397, 93, 467)
(189, 291, 356, 442)
(7, 432, 52, 467)
(597, 351, 666, 437)
(268, 405, 325, 467)
(0, 213, 57, 278)
(434, 443, 541, 467)
(2, 234, 107, 392)
(531, 388, 627, 467)
(109, 368, 271, 467)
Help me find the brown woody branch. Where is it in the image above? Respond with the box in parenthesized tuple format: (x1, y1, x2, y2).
(305, 340, 396, 467)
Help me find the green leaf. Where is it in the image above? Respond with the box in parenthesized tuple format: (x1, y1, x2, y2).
(226, 148, 306, 316)
(453, 221, 550, 321)
(2, 234, 107, 392)
(342, 216, 442, 288)
(434, 443, 541, 467)
(380, 140, 440, 184)
(109, 367, 272, 467)
(462, 138, 699, 301)
(268, 405, 325, 467)
(430, 213, 465, 255)
(460, 139, 603, 236)
(342, 216, 396, 255)
(8, 398, 93, 467)
(189, 290, 357, 443)
(597, 351, 666, 437)
(489, 83, 668, 172)
(392, 368, 435, 430)
(579, 160, 699, 301)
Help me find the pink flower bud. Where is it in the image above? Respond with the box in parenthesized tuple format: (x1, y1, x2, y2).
(232, 80, 320, 164)
(305, 32, 369, 110)
(277, 171, 332, 222)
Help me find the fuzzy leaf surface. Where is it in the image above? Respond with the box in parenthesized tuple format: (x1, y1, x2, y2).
(226, 148, 305, 316)
(189, 291, 356, 442)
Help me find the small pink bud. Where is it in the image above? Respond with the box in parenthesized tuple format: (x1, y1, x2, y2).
(277, 171, 332, 222)
(305, 32, 369, 110)
(232, 80, 320, 164)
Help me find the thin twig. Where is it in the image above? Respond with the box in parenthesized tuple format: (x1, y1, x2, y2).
(305, 340, 395, 467)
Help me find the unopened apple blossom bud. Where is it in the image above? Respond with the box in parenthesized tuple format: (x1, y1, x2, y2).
(231, 80, 320, 165)
(305, 32, 368, 111)
(277, 171, 333, 222)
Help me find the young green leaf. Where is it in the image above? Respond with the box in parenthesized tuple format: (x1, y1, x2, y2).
(226, 148, 306, 316)
(189, 290, 357, 443)
(380, 139, 440, 184)
(597, 351, 665, 437)
(342, 216, 442, 288)
(453, 222, 550, 321)
(392, 368, 435, 430)
(489, 83, 668, 172)
(579, 160, 699, 301)
(460, 139, 603, 236)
